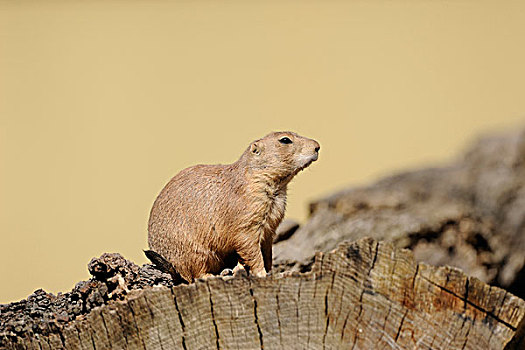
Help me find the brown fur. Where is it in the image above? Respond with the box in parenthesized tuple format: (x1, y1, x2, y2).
(147, 131, 320, 282)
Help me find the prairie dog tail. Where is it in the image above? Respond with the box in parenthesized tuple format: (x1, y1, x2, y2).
(144, 250, 188, 285)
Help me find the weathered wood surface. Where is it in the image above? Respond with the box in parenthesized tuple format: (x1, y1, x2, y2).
(4, 238, 525, 349)
(275, 128, 525, 299)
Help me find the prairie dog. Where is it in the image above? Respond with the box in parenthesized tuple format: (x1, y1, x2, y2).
(147, 131, 320, 282)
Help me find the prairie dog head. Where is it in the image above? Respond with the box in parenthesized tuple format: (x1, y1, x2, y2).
(243, 131, 320, 184)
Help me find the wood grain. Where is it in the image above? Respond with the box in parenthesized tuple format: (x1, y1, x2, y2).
(5, 238, 524, 349)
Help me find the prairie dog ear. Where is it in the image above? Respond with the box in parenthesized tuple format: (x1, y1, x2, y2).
(250, 142, 261, 155)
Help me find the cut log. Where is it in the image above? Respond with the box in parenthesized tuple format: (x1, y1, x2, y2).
(2, 238, 524, 349)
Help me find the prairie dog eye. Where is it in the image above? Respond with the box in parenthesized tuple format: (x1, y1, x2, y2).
(279, 137, 293, 144)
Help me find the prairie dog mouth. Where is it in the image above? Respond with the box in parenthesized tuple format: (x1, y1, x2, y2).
(296, 153, 318, 171)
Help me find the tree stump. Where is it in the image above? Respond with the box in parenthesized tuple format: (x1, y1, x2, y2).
(2, 238, 524, 349)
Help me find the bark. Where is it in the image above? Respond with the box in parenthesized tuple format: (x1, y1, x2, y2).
(3, 238, 524, 349)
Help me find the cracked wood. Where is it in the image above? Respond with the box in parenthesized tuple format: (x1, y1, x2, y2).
(4, 238, 524, 349)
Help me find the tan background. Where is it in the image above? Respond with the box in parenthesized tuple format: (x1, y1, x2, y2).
(1, 1, 524, 303)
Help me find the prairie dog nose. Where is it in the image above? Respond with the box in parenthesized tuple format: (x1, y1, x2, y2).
(313, 141, 320, 153)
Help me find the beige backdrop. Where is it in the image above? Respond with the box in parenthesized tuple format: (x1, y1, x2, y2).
(1, 1, 524, 303)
